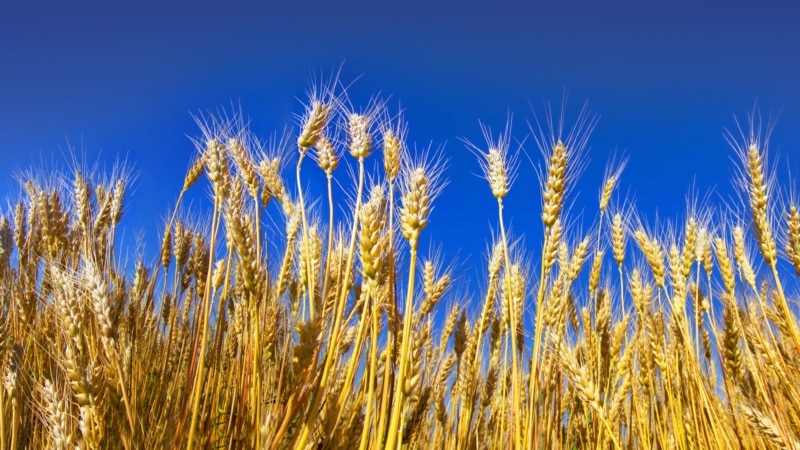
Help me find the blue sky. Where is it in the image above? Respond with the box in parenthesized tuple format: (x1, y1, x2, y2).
(2, 1, 800, 288)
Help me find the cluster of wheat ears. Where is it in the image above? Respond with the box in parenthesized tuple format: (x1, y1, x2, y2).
(1, 76, 800, 450)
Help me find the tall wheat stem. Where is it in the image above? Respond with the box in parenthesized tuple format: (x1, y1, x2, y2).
(526, 225, 550, 446)
(187, 197, 221, 449)
(375, 180, 397, 446)
(294, 157, 365, 450)
(496, 198, 522, 449)
(385, 235, 419, 450)
(296, 152, 316, 319)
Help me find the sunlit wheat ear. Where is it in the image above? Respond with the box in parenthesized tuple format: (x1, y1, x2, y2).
(567, 235, 591, 281)
(400, 168, 429, 241)
(297, 101, 331, 152)
(39, 378, 74, 449)
(668, 243, 686, 302)
(382, 128, 401, 180)
(315, 134, 339, 175)
(293, 317, 323, 373)
(172, 221, 191, 270)
(0, 216, 12, 265)
(721, 295, 743, 382)
(439, 303, 460, 350)
(257, 151, 296, 217)
(714, 235, 736, 295)
(531, 102, 597, 229)
(109, 177, 125, 226)
(543, 218, 562, 271)
(464, 119, 517, 200)
(13, 201, 26, 251)
(599, 155, 628, 214)
(297, 70, 338, 151)
(227, 136, 260, 199)
(508, 263, 526, 352)
(558, 342, 602, 416)
(203, 138, 230, 202)
(398, 150, 447, 242)
(727, 112, 779, 268)
(612, 213, 626, 267)
(84, 260, 114, 344)
(159, 226, 172, 270)
(787, 206, 800, 276)
(745, 142, 778, 266)
(333, 95, 385, 160)
(682, 217, 697, 277)
(72, 170, 92, 233)
(633, 229, 665, 288)
(541, 140, 567, 227)
(347, 114, 373, 159)
(51, 264, 85, 347)
(732, 225, 757, 290)
(741, 405, 800, 449)
(380, 109, 408, 183)
(589, 249, 604, 296)
(183, 152, 206, 192)
(697, 226, 714, 276)
(359, 184, 387, 282)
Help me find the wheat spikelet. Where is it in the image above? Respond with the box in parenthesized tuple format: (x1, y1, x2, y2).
(439, 304, 460, 352)
(383, 127, 401, 182)
(13, 201, 26, 253)
(732, 226, 757, 290)
(204, 138, 230, 202)
(559, 343, 602, 416)
(109, 177, 125, 226)
(542, 141, 567, 228)
(786, 206, 800, 276)
(416, 260, 451, 327)
(298, 100, 331, 151)
(744, 142, 778, 266)
(482, 350, 500, 408)
(348, 114, 373, 159)
(84, 260, 114, 344)
(713, 236, 736, 295)
(257, 156, 291, 211)
(359, 184, 387, 282)
(0, 216, 11, 267)
(508, 263, 525, 353)
(400, 168, 430, 242)
(610, 314, 630, 367)
(293, 317, 323, 374)
(73, 171, 92, 234)
(227, 137, 260, 199)
(404, 325, 427, 396)
(695, 226, 713, 276)
(721, 296, 743, 382)
(39, 378, 74, 450)
(588, 250, 604, 297)
(315, 134, 338, 175)
(172, 221, 191, 270)
(682, 217, 697, 277)
(612, 213, 626, 267)
(567, 236, 590, 281)
(543, 218, 562, 272)
(633, 229, 665, 288)
(742, 404, 800, 449)
(599, 157, 626, 214)
(669, 243, 686, 303)
(183, 152, 206, 192)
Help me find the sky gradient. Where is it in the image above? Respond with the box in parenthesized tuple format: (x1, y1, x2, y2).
(2, 1, 800, 288)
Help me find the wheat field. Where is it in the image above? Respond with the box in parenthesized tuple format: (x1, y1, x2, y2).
(1, 76, 799, 449)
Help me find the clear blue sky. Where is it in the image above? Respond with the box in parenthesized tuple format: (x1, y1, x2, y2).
(2, 1, 800, 287)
